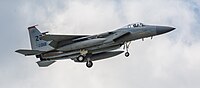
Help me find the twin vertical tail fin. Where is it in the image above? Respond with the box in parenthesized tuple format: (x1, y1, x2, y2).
(28, 25, 51, 51)
(28, 26, 56, 67)
(15, 25, 51, 56)
(16, 25, 56, 67)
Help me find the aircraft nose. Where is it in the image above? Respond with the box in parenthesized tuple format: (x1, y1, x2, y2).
(156, 26, 175, 35)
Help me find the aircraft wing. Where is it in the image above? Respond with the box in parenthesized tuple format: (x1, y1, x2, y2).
(15, 49, 45, 56)
(104, 31, 131, 43)
(41, 34, 88, 41)
(40, 34, 88, 48)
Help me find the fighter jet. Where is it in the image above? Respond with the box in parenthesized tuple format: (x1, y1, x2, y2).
(15, 23, 175, 68)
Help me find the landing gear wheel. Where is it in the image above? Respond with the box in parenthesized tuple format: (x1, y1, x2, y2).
(125, 52, 130, 57)
(77, 55, 85, 62)
(86, 61, 93, 68)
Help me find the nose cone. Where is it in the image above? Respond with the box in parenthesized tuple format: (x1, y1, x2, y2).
(156, 26, 175, 35)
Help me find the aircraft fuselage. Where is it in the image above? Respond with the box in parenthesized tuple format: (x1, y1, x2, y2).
(16, 23, 175, 68)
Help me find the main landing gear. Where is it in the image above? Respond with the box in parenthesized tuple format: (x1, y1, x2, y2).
(77, 55, 85, 62)
(123, 41, 131, 57)
(77, 49, 93, 68)
(86, 60, 93, 68)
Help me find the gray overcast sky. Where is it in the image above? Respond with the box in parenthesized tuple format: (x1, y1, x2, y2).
(0, 0, 200, 88)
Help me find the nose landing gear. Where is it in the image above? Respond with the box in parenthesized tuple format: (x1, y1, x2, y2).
(123, 41, 131, 57)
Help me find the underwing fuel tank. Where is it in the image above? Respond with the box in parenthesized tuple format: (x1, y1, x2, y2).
(58, 38, 106, 51)
(74, 51, 124, 62)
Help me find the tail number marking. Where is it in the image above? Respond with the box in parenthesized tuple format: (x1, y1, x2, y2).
(35, 35, 42, 41)
(37, 42, 47, 47)
(35, 35, 47, 47)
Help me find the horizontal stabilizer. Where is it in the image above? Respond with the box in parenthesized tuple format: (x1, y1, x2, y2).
(15, 49, 45, 56)
(36, 60, 56, 67)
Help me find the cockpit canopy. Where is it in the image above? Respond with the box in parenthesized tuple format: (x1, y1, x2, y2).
(123, 22, 144, 28)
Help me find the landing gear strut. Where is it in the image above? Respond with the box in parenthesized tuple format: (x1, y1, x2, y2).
(123, 41, 131, 57)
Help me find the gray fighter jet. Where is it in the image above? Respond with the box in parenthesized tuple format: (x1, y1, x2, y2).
(15, 23, 175, 68)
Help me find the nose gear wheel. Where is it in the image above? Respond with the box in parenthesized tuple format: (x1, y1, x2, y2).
(125, 52, 130, 57)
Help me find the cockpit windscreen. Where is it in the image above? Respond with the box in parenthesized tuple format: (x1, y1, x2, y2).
(123, 23, 144, 28)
